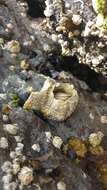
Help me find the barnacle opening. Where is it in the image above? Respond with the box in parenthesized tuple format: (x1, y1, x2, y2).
(53, 85, 73, 100)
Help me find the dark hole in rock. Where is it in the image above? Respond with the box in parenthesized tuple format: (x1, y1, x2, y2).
(23, 49, 38, 58)
(49, 167, 61, 179)
(29, 50, 38, 58)
(26, 0, 45, 18)
(48, 54, 107, 92)
(37, 64, 52, 77)
(18, 92, 30, 107)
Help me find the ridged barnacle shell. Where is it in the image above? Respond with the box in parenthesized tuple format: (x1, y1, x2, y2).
(23, 79, 79, 121)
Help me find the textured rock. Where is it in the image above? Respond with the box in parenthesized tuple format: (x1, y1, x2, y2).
(0, 1, 107, 190)
(1, 110, 96, 190)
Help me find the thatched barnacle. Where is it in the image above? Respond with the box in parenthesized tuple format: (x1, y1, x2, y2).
(23, 79, 79, 121)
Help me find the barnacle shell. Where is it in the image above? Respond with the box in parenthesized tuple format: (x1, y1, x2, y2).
(23, 79, 79, 121)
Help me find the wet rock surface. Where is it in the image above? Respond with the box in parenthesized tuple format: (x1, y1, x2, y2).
(0, 0, 107, 190)
(0, 109, 99, 190)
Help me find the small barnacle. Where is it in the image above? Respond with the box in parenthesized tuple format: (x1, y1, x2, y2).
(0, 137, 8, 149)
(2, 114, 9, 122)
(72, 14, 82, 26)
(5, 40, 21, 54)
(1, 161, 13, 173)
(100, 115, 107, 124)
(31, 143, 41, 152)
(6, 23, 14, 31)
(24, 79, 79, 121)
(68, 138, 87, 158)
(57, 181, 66, 190)
(58, 16, 74, 32)
(52, 136, 63, 149)
(88, 131, 104, 147)
(2, 174, 13, 184)
(2, 104, 12, 115)
(20, 60, 29, 70)
(89, 145, 104, 155)
(3, 124, 19, 135)
(3, 181, 18, 190)
(12, 163, 20, 175)
(18, 166, 34, 185)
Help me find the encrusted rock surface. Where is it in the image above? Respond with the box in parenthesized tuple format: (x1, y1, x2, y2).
(0, 0, 107, 190)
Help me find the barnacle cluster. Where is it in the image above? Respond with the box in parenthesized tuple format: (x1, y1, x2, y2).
(24, 79, 79, 121)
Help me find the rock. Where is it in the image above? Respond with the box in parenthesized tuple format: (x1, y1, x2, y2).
(8, 108, 99, 190)
(0, 2, 107, 190)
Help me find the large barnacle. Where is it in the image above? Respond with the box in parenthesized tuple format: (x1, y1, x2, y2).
(23, 79, 79, 121)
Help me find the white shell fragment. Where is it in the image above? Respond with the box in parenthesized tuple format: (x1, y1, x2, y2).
(24, 79, 79, 121)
